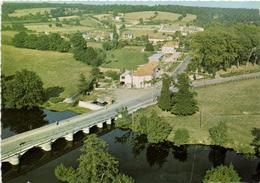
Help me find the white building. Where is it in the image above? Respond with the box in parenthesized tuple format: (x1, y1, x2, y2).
(161, 42, 179, 54)
(120, 62, 160, 88)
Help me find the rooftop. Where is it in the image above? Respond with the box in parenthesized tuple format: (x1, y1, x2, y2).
(134, 62, 158, 76)
(148, 53, 164, 61)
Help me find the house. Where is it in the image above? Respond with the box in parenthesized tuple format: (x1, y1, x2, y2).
(148, 53, 164, 63)
(148, 38, 166, 45)
(123, 32, 134, 39)
(120, 62, 160, 88)
(161, 42, 179, 54)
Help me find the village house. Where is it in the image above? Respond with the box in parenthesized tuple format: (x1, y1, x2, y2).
(120, 62, 160, 88)
(161, 42, 179, 54)
(123, 32, 134, 39)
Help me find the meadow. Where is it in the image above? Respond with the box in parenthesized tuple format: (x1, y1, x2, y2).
(2, 45, 91, 98)
(102, 46, 153, 70)
(137, 78, 260, 154)
(8, 7, 55, 17)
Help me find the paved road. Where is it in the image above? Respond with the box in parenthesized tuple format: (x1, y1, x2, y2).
(192, 72, 260, 87)
(1, 56, 191, 161)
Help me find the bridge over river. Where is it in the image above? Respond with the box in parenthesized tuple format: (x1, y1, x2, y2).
(1, 56, 191, 166)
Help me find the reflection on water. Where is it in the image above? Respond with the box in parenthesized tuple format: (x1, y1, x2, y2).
(1, 108, 78, 139)
(3, 129, 260, 183)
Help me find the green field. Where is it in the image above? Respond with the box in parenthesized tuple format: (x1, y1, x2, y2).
(2, 45, 91, 98)
(24, 23, 96, 33)
(137, 78, 260, 154)
(8, 8, 55, 17)
(102, 46, 153, 70)
(2, 31, 17, 45)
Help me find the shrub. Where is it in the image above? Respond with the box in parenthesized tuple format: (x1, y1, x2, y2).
(104, 71, 120, 80)
(174, 128, 190, 146)
(209, 122, 228, 146)
(49, 97, 63, 104)
(203, 165, 241, 183)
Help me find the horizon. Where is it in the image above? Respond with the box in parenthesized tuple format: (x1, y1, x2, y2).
(3, 1, 260, 9)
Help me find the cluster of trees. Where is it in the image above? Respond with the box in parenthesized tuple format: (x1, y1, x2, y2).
(13, 32, 71, 52)
(2, 23, 28, 31)
(116, 108, 172, 143)
(144, 42, 154, 52)
(3, 3, 260, 26)
(55, 134, 134, 183)
(71, 33, 106, 66)
(203, 165, 241, 183)
(2, 70, 45, 109)
(189, 24, 260, 76)
(77, 67, 101, 95)
(158, 73, 198, 116)
(102, 25, 120, 51)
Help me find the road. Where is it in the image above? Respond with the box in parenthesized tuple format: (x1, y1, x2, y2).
(1, 56, 191, 162)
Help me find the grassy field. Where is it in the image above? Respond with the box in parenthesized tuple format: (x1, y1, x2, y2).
(136, 78, 260, 154)
(2, 45, 91, 98)
(2, 31, 17, 45)
(181, 14, 197, 23)
(102, 46, 153, 70)
(153, 11, 181, 22)
(24, 23, 97, 33)
(8, 8, 55, 17)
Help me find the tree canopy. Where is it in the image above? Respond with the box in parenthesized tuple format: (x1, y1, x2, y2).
(171, 73, 198, 115)
(2, 70, 45, 109)
(189, 24, 260, 76)
(13, 32, 70, 52)
(71, 33, 105, 66)
(158, 75, 172, 111)
(55, 134, 134, 183)
(203, 165, 241, 183)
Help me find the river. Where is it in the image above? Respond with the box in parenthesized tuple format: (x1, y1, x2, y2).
(2, 109, 260, 183)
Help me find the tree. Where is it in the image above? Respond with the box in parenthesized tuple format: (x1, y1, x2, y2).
(171, 73, 198, 115)
(173, 128, 190, 146)
(209, 122, 228, 146)
(143, 111, 172, 143)
(144, 42, 154, 51)
(158, 75, 172, 111)
(251, 128, 260, 155)
(13, 31, 28, 47)
(78, 74, 95, 95)
(3, 69, 45, 109)
(115, 107, 132, 128)
(203, 165, 241, 183)
(55, 134, 134, 183)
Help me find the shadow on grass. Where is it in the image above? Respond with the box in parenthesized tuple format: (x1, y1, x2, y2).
(45, 86, 64, 101)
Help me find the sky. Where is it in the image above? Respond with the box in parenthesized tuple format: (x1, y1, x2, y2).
(4, 0, 260, 9)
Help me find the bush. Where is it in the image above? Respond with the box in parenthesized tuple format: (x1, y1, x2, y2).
(209, 122, 228, 146)
(49, 97, 63, 104)
(174, 128, 190, 146)
(104, 71, 120, 80)
(203, 165, 241, 183)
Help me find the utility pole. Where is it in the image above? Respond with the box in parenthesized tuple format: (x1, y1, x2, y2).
(199, 109, 202, 128)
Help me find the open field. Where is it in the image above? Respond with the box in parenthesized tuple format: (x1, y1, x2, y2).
(181, 14, 197, 23)
(125, 11, 156, 22)
(2, 31, 17, 45)
(2, 45, 91, 98)
(153, 11, 181, 22)
(8, 8, 55, 17)
(24, 23, 97, 33)
(102, 46, 153, 70)
(137, 78, 260, 154)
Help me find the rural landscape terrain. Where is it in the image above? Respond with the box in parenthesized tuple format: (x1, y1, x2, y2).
(1, 1, 260, 183)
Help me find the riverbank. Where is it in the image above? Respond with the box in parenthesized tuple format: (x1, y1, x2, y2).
(129, 77, 260, 155)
